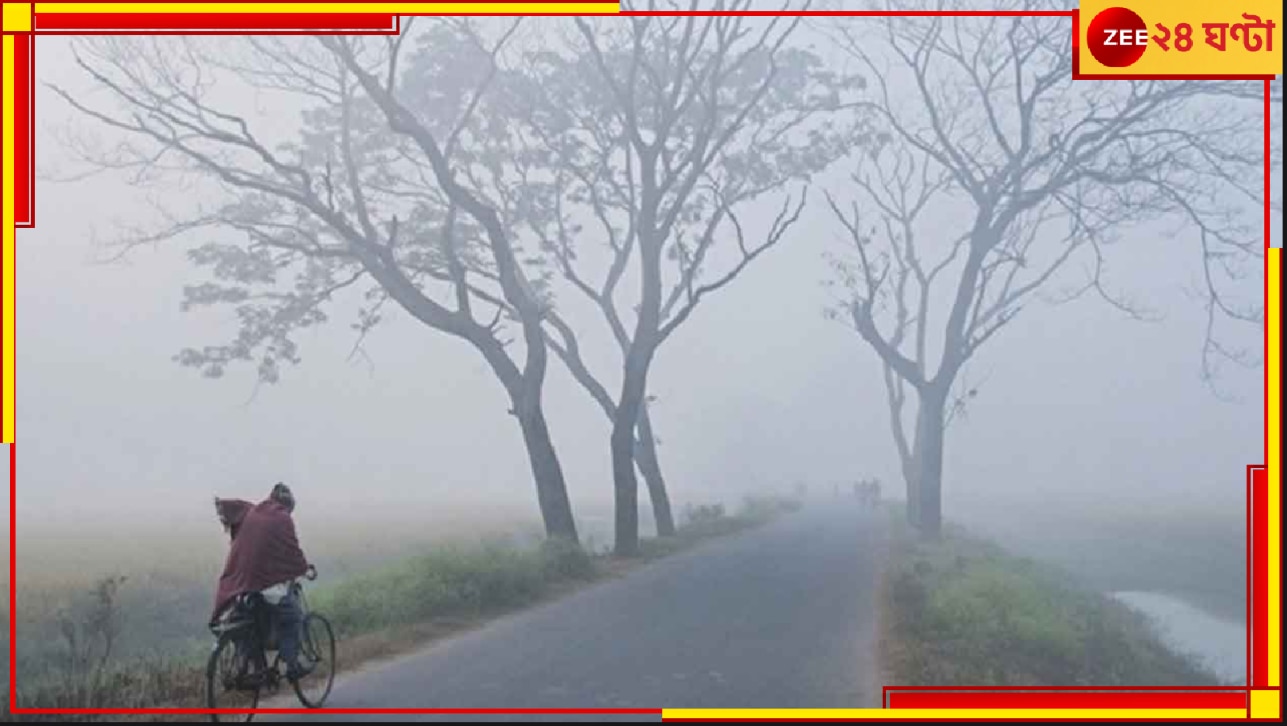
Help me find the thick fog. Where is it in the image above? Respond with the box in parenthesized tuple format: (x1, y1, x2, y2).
(9, 11, 1273, 558)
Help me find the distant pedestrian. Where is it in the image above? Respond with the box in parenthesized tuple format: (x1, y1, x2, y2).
(795, 482, 808, 501)
(853, 478, 881, 509)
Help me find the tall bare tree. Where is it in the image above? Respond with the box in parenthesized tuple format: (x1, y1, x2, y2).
(484, 1, 869, 554)
(823, 5, 1277, 537)
(56, 26, 582, 542)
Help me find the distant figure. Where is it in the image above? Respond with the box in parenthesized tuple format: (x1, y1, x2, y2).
(854, 478, 882, 509)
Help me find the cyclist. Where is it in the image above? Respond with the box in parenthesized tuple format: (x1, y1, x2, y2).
(212, 483, 314, 682)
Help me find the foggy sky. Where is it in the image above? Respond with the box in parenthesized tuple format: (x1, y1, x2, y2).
(8, 8, 1276, 552)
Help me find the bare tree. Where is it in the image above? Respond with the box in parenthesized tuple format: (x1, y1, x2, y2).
(55, 27, 581, 542)
(490, 1, 868, 554)
(823, 4, 1276, 537)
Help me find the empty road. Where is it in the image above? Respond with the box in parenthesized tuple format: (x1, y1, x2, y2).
(270, 500, 890, 721)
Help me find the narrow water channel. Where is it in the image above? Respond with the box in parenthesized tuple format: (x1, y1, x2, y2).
(1113, 591, 1246, 685)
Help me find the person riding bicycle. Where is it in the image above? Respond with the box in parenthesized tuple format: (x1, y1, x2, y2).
(212, 483, 314, 682)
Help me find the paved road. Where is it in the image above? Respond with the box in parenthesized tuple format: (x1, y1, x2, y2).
(270, 500, 889, 721)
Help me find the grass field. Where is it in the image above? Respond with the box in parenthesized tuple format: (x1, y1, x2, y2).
(4, 506, 548, 698)
(950, 497, 1246, 624)
(878, 508, 1226, 687)
(1, 495, 800, 719)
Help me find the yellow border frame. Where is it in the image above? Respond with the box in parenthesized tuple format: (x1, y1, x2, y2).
(0, 1, 1280, 721)
(2, 25, 15, 442)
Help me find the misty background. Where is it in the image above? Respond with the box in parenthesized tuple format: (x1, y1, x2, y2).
(4, 6, 1274, 592)
(0, 4, 1278, 707)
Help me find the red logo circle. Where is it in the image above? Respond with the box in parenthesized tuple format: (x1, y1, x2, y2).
(1087, 7, 1149, 67)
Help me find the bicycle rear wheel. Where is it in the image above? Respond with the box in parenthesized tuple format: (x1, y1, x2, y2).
(293, 613, 336, 708)
(206, 634, 261, 723)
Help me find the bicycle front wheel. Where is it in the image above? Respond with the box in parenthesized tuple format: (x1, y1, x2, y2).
(293, 613, 336, 708)
(206, 634, 261, 723)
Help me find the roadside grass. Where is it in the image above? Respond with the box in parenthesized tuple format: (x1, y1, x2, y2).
(877, 508, 1223, 687)
(3, 495, 800, 720)
(952, 501, 1246, 624)
(312, 537, 598, 637)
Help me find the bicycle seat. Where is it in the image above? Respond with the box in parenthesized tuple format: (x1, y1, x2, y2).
(210, 591, 269, 633)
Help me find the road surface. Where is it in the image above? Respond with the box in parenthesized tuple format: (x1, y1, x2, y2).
(270, 500, 889, 721)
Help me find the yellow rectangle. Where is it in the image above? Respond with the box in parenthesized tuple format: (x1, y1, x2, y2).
(2, 3, 33, 32)
(2, 34, 14, 444)
(1078, 0, 1282, 77)
(33, 2, 618, 14)
(1251, 689, 1281, 720)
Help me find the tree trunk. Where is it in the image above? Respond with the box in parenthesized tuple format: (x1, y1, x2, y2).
(612, 351, 651, 556)
(900, 451, 922, 529)
(515, 399, 579, 543)
(912, 386, 948, 539)
(615, 158, 664, 558)
(611, 413, 640, 556)
(635, 405, 675, 537)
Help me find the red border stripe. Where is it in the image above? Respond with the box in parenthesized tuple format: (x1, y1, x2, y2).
(13, 33, 32, 228)
(33, 13, 398, 31)
(1246, 466, 1254, 687)
(1252, 466, 1269, 687)
(888, 693, 1249, 710)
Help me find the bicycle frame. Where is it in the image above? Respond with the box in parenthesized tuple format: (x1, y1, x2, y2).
(209, 579, 313, 690)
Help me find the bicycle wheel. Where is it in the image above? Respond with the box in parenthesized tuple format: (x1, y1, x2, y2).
(206, 634, 261, 723)
(293, 613, 336, 708)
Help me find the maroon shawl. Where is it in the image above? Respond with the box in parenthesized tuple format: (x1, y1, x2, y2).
(212, 498, 309, 621)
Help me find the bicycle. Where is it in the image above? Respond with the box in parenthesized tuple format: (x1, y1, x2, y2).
(205, 566, 336, 723)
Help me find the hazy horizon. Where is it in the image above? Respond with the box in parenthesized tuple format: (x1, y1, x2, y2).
(6, 11, 1274, 558)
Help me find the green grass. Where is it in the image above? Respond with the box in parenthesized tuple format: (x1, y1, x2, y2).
(954, 502, 1246, 624)
(879, 511, 1222, 687)
(312, 538, 596, 637)
(4, 508, 547, 704)
(3, 495, 799, 720)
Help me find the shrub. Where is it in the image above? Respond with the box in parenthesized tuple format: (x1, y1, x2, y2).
(739, 495, 802, 521)
(684, 503, 726, 525)
(540, 538, 596, 580)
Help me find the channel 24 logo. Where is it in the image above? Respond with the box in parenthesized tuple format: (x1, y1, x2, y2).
(1086, 5, 1276, 68)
